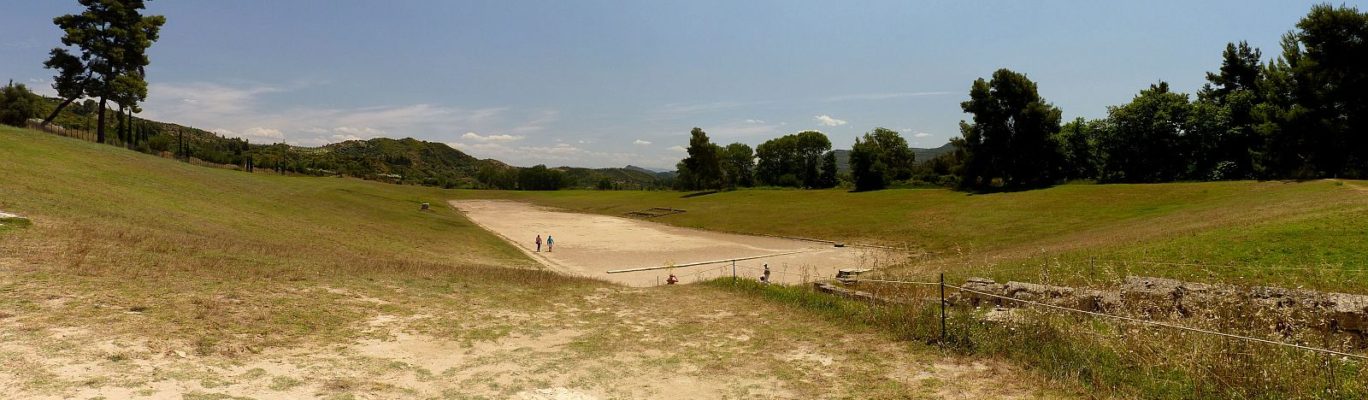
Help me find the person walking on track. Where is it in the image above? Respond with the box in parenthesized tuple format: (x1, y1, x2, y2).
(547, 235, 554, 252)
(535, 235, 542, 252)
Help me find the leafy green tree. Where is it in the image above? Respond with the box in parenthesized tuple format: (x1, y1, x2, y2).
(1190, 41, 1264, 179)
(755, 135, 795, 186)
(48, 0, 165, 143)
(476, 164, 517, 189)
(1184, 98, 1238, 180)
(679, 127, 723, 190)
(0, 83, 43, 127)
(816, 150, 839, 188)
(718, 142, 755, 188)
(958, 69, 1064, 189)
(754, 130, 831, 188)
(1096, 82, 1191, 182)
(1254, 4, 1368, 178)
(849, 128, 914, 191)
(1053, 118, 1101, 180)
(40, 48, 89, 126)
(795, 131, 832, 188)
(922, 138, 967, 187)
(517, 165, 566, 190)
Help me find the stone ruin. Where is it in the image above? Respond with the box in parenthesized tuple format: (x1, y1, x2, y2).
(955, 276, 1368, 339)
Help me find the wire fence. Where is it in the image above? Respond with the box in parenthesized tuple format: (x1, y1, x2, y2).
(660, 257, 1367, 397)
(829, 275, 1367, 358)
(642, 252, 1368, 396)
(645, 257, 1368, 350)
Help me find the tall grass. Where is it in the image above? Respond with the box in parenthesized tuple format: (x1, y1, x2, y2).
(709, 274, 1367, 399)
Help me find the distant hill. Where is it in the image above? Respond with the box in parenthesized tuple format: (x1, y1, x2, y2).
(28, 96, 671, 189)
(830, 142, 955, 173)
(625, 165, 677, 179)
(557, 166, 669, 189)
(311, 137, 494, 187)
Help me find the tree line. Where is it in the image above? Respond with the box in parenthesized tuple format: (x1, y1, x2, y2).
(675, 126, 918, 192)
(949, 4, 1368, 191)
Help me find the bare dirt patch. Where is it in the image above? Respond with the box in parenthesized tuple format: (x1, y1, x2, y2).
(451, 200, 904, 286)
(0, 278, 1069, 399)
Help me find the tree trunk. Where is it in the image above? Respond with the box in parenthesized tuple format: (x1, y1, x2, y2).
(96, 97, 107, 144)
(115, 106, 125, 145)
(124, 107, 134, 149)
(40, 97, 78, 126)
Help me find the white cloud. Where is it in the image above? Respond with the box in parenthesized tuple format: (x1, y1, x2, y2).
(913, 132, 932, 138)
(633, 139, 652, 146)
(668, 145, 687, 153)
(242, 127, 285, 140)
(462, 132, 524, 142)
(814, 115, 847, 127)
(524, 143, 582, 156)
(209, 127, 284, 141)
(744, 119, 765, 124)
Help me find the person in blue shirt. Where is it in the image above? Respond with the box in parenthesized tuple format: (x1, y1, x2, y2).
(546, 235, 554, 252)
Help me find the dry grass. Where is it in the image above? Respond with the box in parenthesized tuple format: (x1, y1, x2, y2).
(0, 126, 1070, 398)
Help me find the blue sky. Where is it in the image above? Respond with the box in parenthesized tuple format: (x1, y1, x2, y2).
(2, 1, 1360, 169)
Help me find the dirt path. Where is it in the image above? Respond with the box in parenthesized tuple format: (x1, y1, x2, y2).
(0, 268, 1068, 399)
(451, 200, 903, 287)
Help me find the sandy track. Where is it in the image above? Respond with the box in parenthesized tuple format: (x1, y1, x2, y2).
(451, 200, 900, 287)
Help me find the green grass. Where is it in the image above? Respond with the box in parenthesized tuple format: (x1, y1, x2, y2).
(0, 216, 31, 232)
(0, 125, 576, 353)
(454, 178, 1368, 290)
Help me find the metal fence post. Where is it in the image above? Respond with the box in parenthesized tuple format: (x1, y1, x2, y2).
(939, 273, 947, 342)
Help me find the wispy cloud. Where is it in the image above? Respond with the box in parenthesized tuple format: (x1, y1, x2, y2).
(650, 99, 776, 120)
(823, 91, 954, 102)
(707, 119, 784, 138)
(462, 132, 524, 142)
(814, 115, 847, 127)
(633, 139, 652, 146)
(140, 81, 534, 147)
(914, 132, 932, 138)
(449, 140, 676, 168)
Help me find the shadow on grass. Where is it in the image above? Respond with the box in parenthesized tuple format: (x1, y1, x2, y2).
(680, 190, 720, 198)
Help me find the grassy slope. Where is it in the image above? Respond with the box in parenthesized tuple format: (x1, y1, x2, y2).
(459, 180, 1368, 291)
(0, 125, 544, 351)
(0, 126, 1070, 398)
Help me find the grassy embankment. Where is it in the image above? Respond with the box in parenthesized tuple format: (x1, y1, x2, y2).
(0, 126, 1069, 398)
(0, 124, 551, 352)
(459, 170, 1368, 398)
(470, 180, 1368, 292)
